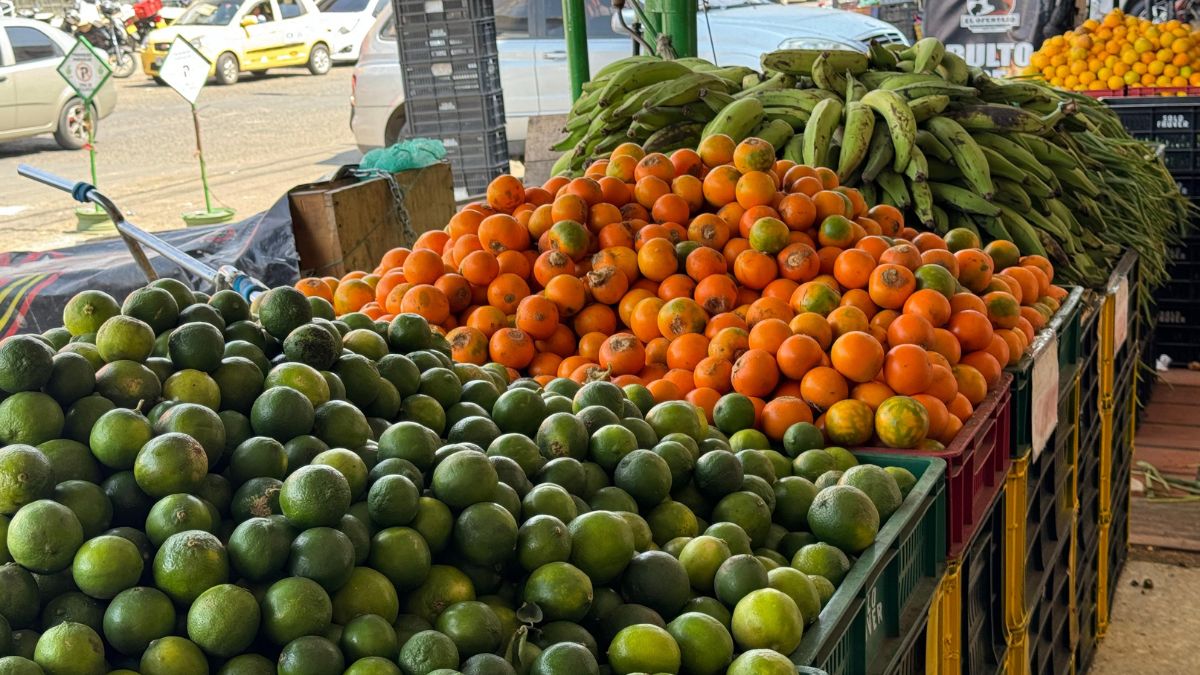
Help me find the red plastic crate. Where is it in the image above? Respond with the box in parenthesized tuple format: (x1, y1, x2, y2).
(861, 372, 1013, 560)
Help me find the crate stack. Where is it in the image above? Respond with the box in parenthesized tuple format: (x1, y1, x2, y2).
(873, 1, 920, 42)
(1105, 98, 1198, 365)
(391, 0, 508, 199)
(1074, 252, 1142, 674)
(1000, 288, 1086, 675)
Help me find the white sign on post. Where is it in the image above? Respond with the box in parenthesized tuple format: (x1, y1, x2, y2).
(159, 37, 210, 104)
(1031, 335, 1060, 463)
(1113, 274, 1130, 353)
(57, 39, 111, 101)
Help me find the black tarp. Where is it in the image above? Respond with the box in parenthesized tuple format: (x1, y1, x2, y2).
(0, 194, 300, 337)
(923, 1, 1078, 74)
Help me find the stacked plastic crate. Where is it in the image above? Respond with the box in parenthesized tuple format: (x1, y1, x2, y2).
(1105, 98, 1197, 364)
(392, 0, 508, 198)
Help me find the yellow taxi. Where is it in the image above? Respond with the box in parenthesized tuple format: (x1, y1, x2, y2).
(141, 0, 331, 85)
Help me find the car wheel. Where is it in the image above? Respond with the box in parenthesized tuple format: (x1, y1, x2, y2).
(53, 98, 91, 150)
(308, 43, 331, 76)
(215, 53, 239, 85)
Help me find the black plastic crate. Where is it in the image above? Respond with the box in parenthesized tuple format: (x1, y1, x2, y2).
(873, 1, 918, 41)
(961, 489, 1008, 675)
(1107, 479, 1132, 610)
(392, 0, 493, 26)
(407, 88, 505, 135)
(419, 124, 508, 197)
(1026, 535, 1076, 675)
(1077, 420, 1101, 562)
(397, 17, 498, 65)
(402, 52, 503, 98)
(1020, 376, 1077, 620)
(1107, 96, 1200, 174)
(1174, 174, 1200, 200)
(1075, 540, 1100, 675)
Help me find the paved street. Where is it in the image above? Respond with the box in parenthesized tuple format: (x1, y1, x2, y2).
(1, 65, 360, 252)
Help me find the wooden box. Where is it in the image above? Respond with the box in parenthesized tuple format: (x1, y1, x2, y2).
(288, 162, 456, 278)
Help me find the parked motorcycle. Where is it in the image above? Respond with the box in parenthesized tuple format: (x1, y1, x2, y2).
(64, 1, 138, 78)
(124, 0, 164, 47)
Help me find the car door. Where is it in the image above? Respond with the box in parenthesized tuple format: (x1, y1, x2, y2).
(494, 0, 538, 121)
(533, 0, 630, 116)
(238, 0, 283, 67)
(273, 0, 310, 64)
(4, 25, 65, 133)
(0, 28, 16, 134)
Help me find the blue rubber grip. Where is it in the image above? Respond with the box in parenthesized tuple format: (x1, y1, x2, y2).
(230, 275, 267, 300)
(71, 182, 95, 203)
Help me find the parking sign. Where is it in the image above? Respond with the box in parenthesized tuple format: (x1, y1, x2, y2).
(57, 39, 112, 102)
(159, 37, 211, 104)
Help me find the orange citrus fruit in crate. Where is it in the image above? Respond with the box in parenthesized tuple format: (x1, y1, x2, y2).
(1023, 8, 1200, 91)
(294, 136, 1067, 450)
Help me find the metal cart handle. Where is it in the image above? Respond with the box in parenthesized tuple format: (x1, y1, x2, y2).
(17, 164, 268, 302)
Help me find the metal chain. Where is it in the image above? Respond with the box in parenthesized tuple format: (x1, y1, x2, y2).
(351, 168, 418, 246)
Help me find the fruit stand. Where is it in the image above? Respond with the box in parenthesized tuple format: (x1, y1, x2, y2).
(0, 3, 1191, 675)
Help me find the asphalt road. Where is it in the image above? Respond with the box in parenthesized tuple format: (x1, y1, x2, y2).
(1, 65, 360, 252)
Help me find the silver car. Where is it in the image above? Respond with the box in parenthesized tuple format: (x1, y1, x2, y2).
(350, 0, 908, 154)
(0, 17, 118, 150)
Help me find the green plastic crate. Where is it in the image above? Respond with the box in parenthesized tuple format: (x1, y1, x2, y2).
(791, 453, 948, 675)
(1006, 286, 1086, 459)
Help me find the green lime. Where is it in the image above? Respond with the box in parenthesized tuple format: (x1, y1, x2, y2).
(783, 422, 825, 457)
(161, 369, 221, 409)
(568, 511, 634, 585)
(251, 386, 316, 442)
(712, 491, 772, 548)
(7, 500, 83, 573)
(0, 393, 64, 447)
(678, 535, 732, 594)
(102, 586, 175, 656)
(218, 654, 277, 674)
(262, 577, 332, 646)
(397, 630, 459, 675)
(666, 611, 734, 675)
(187, 583, 260, 657)
(606, 623, 680, 675)
(313, 400, 371, 450)
(95, 315, 155, 363)
(33, 621, 105, 675)
(886, 466, 918, 498)
(288, 527, 355, 592)
(839, 464, 903, 520)
(154, 402, 226, 465)
(532, 641, 598, 675)
(0, 445, 54, 514)
(411, 497, 453, 555)
(793, 449, 835, 482)
(258, 287, 313, 340)
(614, 450, 672, 509)
(152, 530, 229, 605)
(694, 450, 743, 500)
(133, 433, 207, 498)
(767, 567, 821, 627)
(791, 542, 852, 587)
(227, 516, 292, 583)
(64, 290, 121, 337)
(71, 535, 143, 599)
(731, 588, 803, 653)
(807, 484, 880, 554)
(523, 561, 593, 623)
(454, 502, 517, 567)
(825, 446, 859, 471)
(435, 600, 501, 658)
(432, 451, 497, 510)
(168, 322, 225, 372)
(280, 465, 352, 529)
(94, 360, 160, 410)
(208, 290, 250, 324)
(727, 648, 796, 675)
(229, 436, 288, 485)
(43, 352, 95, 407)
(620, 550, 690, 618)
(277, 635, 345, 675)
(332, 567, 399, 625)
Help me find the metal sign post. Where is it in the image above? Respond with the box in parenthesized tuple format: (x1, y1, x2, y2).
(56, 37, 112, 231)
(159, 36, 235, 226)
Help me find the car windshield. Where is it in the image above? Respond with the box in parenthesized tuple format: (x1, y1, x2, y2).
(176, 0, 243, 25)
(318, 0, 368, 11)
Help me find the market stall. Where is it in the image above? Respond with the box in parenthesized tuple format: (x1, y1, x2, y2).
(0, 2, 1188, 675)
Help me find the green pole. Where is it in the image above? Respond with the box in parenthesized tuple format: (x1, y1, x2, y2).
(191, 103, 213, 213)
(647, 0, 695, 58)
(86, 105, 100, 213)
(563, 0, 590, 102)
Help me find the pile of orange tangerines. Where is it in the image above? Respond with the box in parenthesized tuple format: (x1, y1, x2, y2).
(293, 135, 1068, 450)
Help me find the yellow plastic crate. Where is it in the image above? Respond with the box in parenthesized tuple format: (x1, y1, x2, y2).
(925, 570, 949, 675)
(1004, 454, 1030, 631)
(935, 561, 963, 674)
(1006, 619, 1030, 675)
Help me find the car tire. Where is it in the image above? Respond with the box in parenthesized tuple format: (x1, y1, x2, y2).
(53, 98, 91, 151)
(308, 43, 331, 76)
(215, 53, 239, 85)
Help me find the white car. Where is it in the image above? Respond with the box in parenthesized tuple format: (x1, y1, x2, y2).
(140, 0, 332, 85)
(317, 0, 388, 63)
(350, 0, 909, 155)
(0, 17, 119, 149)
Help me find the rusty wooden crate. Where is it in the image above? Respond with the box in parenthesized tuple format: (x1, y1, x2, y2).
(288, 162, 456, 278)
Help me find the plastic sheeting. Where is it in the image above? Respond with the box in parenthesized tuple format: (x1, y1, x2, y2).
(0, 194, 300, 337)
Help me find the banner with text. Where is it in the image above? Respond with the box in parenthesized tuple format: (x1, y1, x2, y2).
(923, 1, 1078, 75)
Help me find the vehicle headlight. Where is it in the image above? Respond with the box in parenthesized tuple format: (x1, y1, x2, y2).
(778, 37, 860, 51)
